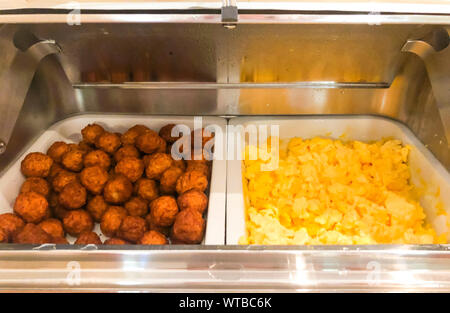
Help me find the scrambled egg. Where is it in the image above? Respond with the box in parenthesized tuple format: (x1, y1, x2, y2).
(241, 137, 446, 245)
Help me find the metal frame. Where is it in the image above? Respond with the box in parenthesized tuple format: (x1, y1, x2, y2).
(0, 3, 449, 293)
(0, 245, 449, 292)
(1, 0, 449, 14)
(73, 82, 391, 89)
(0, 0, 449, 25)
(0, 13, 448, 25)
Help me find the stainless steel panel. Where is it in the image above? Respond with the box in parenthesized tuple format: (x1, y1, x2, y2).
(401, 28, 450, 146)
(228, 24, 416, 84)
(0, 246, 449, 292)
(20, 23, 436, 85)
(28, 23, 222, 83)
(0, 56, 78, 173)
(0, 33, 61, 149)
(1, 0, 449, 15)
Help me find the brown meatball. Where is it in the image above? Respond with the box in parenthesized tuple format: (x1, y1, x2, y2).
(52, 204, 69, 220)
(63, 210, 94, 237)
(138, 230, 167, 245)
(104, 237, 129, 245)
(125, 197, 148, 217)
(149, 196, 178, 227)
(14, 191, 49, 223)
(67, 143, 79, 150)
(0, 213, 25, 241)
(134, 178, 159, 202)
(175, 170, 208, 194)
(156, 138, 167, 154)
(118, 216, 147, 243)
(21, 152, 54, 178)
(121, 125, 151, 145)
(100, 206, 127, 237)
(177, 189, 208, 214)
(61, 149, 85, 172)
(166, 143, 173, 154)
(142, 154, 152, 168)
(160, 167, 184, 194)
(77, 141, 93, 153)
(104, 174, 133, 204)
(145, 214, 170, 236)
(51, 236, 69, 244)
(115, 157, 144, 183)
(186, 161, 211, 178)
(159, 124, 181, 144)
(114, 145, 140, 163)
(81, 123, 105, 145)
(38, 218, 65, 238)
(44, 206, 52, 219)
(59, 182, 87, 210)
(75, 231, 102, 245)
(13, 223, 52, 244)
(145, 153, 173, 180)
(135, 131, 165, 154)
(84, 150, 111, 169)
(52, 170, 78, 193)
(20, 177, 50, 198)
(47, 192, 58, 209)
(47, 142, 71, 163)
(86, 195, 108, 222)
(48, 163, 65, 180)
(170, 237, 189, 244)
(48, 192, 59, 208)
(0, 228, 8, 243)
(171, 209, 205, 244)
(80, 166, 109, 194)
(173, 159, 186, 171)
(95, 132, 121, 154)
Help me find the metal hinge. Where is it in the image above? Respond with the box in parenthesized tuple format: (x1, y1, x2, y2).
(222, 0, 238, 28)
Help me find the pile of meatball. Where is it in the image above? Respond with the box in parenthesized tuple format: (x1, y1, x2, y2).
(0, 123, 213, 245)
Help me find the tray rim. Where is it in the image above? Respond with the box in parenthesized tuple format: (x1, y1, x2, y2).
(226, 114, 450, 245)
(0, 113, 228, 245)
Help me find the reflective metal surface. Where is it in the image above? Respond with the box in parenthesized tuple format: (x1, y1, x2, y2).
(0, 14, 448, 292)
(21, 23, 432, 84)
(0, 245, 449, 292)
(31, 23, 221, 83)
(1, 0, 449, 14)
(0, 28, 61, 153)
(402, 28, 450, 147)
(0, 13, 449, 25)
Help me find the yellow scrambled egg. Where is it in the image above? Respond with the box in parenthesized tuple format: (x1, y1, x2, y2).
(241, 137, 446, 245)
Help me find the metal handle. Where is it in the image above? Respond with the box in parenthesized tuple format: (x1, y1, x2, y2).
(402, 28, 450, 147)
(0, 37, 61, 154)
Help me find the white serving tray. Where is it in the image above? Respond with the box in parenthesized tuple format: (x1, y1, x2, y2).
(226, 116, 450, 244)
(0, 114, 227, 245)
